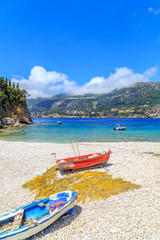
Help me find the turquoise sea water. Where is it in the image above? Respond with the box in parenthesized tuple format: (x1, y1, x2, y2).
(0, 118, 160, 143)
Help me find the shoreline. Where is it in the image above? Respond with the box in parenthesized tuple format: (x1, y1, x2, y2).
(0, 140, 159, 239)
(31, 115, 160, 119)
(1, 138, 160, 144)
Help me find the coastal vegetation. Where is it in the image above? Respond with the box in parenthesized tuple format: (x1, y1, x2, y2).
(0, 77, 27, 106)
(0, 77, 32, 129)
(23, 166, 140, 203)
(27, 82, 160, 118)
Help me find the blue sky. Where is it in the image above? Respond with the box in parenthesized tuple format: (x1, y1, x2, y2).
(0, 0, 160, 97)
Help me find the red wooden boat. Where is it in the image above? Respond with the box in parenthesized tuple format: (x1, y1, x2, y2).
(57, 150, 111, 171)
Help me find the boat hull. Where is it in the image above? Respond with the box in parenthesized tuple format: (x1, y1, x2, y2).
(0, 191, 77, 240)
(57, 151, 111, 171)
(113, 127, 126, 130)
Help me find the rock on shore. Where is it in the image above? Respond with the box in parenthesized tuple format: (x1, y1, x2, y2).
(0, 106, 32, 129)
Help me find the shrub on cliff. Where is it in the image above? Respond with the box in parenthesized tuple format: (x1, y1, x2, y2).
(0, 77, 28, 107)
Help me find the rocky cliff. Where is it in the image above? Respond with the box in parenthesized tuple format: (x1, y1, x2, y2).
(147, 104, 160, 118)
(0, 77, 32, 129)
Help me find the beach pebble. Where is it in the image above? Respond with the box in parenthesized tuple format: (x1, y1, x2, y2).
(0, 141, 159, 240)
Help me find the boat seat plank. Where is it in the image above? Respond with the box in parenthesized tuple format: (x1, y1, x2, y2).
(11, 209, 24, 231)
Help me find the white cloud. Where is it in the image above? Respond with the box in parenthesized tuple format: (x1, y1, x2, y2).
(148, 7, 154, 13)
(148, 7, 160, 14)
(154, 9, 160, 14)
(73, 66, 158, 95)
(11, 66, 77, 98)
(11, 66, 158, 98)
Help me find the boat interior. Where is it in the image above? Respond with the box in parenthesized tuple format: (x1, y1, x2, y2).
(0, 194, 69, 236)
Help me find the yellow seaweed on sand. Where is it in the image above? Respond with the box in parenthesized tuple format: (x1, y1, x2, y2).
(23, 166, 140, 203)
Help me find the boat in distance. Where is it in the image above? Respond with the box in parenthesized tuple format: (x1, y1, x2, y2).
(57, 150, 111, 171)
(0, 191, 77, 240)
(113, 124, 127, 130)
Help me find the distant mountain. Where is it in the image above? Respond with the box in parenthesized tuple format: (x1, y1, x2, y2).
(27, 82, 160, 118)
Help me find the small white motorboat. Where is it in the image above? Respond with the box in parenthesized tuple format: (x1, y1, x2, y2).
(113, 124, 127, 130)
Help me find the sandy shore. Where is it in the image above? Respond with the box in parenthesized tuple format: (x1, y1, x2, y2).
(0, 140, 159, 239)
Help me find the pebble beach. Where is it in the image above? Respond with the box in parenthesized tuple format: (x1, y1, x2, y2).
(0, 140, 159, 240)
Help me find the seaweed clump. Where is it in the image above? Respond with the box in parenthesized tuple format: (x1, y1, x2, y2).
(23, 166, 141, 203)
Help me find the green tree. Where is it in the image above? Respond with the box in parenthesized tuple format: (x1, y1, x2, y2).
(0, 76, 29, 107)
(16, 83, 19, 89)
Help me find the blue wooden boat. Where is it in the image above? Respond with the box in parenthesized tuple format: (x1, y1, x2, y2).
(0, 191, 77, 240)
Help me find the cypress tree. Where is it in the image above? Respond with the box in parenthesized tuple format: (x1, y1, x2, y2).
(9, 79, 11, 86)
(16, 83, 19, 89)
(13, 82, 15, 88)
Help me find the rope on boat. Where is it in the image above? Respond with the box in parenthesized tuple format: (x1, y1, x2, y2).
(70, 139, 77, 157)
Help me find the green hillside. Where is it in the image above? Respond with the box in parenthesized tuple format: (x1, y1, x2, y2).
(27, 82, 160, 118)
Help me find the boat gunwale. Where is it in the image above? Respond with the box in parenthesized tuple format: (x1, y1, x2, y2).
(58, 150, 111, 164)
(0, 191, 77, 239)
(58, 151, 111, 171)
